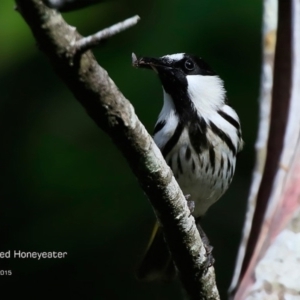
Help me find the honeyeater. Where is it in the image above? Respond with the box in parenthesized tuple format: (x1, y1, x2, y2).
(133, 53, 243, 281)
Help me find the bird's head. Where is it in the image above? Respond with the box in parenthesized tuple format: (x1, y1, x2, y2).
(133, 53, 226, 117)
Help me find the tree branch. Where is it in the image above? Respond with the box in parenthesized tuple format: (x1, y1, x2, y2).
(15, 0, 220, 299)
(74, 15, 140, 54)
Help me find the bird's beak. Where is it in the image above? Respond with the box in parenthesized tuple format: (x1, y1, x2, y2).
(132, 53, 168, 73)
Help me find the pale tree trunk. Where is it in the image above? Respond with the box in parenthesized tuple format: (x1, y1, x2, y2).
(230, 0, 300, 298)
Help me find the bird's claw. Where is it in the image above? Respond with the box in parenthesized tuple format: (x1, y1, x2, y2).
(195, 218, 215, 271)
(201, 234, 215, 271)
(202, 255, 215, 274)
(185, 194, 195, 214)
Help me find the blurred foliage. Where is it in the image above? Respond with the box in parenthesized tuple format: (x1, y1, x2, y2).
(0, 0, 261, 298)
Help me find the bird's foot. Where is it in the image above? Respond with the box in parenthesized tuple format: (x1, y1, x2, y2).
(195, 218, 215, 270)
(202, 247, 215, 270)
(185, 194, 195, 215)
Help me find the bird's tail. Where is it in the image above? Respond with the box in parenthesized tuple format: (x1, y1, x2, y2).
(136, 222, 176, 282)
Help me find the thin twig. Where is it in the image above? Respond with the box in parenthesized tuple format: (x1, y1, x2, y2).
(74, 15, 140, 54)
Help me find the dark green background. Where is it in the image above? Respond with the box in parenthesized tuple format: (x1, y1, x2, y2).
(0, 0, 260, 298)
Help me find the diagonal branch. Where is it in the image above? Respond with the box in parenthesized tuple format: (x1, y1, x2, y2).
(15, 0, 220, 299)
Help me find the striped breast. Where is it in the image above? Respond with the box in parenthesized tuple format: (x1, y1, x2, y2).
(153, 104, 243, 217)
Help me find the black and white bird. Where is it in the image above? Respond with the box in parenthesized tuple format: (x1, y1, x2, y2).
(133, 53, 243, 281)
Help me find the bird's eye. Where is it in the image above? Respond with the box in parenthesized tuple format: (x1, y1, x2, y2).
(184, 59, 195, 71)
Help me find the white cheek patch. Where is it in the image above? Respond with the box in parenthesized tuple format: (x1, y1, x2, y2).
(186, 75, 225, 116)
